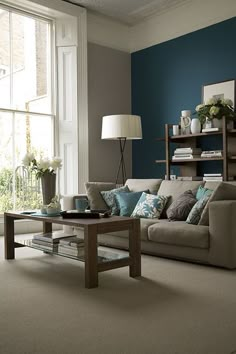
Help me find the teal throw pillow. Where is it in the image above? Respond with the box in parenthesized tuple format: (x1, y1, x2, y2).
(196, 185, 213, 201)
(186, 194, 211, 225)
(100, 185, 129, 215)
(115, 190, 149, 217)
(131, 193, 169, 219)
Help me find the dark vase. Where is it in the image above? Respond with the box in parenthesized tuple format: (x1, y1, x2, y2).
(41, 173, 56, 205)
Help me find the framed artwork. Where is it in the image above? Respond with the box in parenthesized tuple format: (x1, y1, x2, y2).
(202, 79, 236, 107)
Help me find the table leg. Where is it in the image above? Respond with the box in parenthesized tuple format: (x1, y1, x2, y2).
(84, 224, 98, 288)
(43, 221, 52, 234)
(4, 214, 15, 260)
(129, 219, 141, 277)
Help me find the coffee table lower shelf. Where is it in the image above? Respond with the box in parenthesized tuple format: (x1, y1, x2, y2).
(18, 239, 129, 264)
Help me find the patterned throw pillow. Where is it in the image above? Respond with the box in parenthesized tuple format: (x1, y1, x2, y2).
(100, 185, 129, 215)
(166, 190, 197, 221)
(196, 185, 213, 200)
(131, 193, 169, 219)
(186, 194, 211, 225)
(115, 190, 149, 217)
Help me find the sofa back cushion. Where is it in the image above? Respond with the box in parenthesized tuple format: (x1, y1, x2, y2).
(85, 182, 116, 210)
(125, 179, 162, 194)
(157, 180, 203, 217)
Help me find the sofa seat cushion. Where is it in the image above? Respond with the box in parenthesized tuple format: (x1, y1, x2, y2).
(148, 221, 209, 249)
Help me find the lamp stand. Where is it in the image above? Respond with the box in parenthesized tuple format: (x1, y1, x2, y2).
(115, 138, 127, 185)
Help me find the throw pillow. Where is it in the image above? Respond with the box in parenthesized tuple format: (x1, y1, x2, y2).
(131, 193, 169, 219)
(199, 182, 236, 226)
(196, 185, 213, 200)
(115, 190, 149, 217)
(166, 190, 197, 221)
(186, 194, 211, 225)
(85, 182, 116, 211)
(100, 185, 130, 215)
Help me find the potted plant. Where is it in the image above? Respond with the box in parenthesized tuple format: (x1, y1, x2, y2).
(195, 98, 236, 128)
(22, 153, 62, 205)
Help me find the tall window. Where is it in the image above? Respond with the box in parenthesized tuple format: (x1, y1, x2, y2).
(0, 6, 54, 212)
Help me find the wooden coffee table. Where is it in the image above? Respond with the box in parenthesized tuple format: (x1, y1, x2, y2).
(4, 212, 141, 288)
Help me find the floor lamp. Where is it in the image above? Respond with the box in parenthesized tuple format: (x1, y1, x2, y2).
(101, 114, 142, 185)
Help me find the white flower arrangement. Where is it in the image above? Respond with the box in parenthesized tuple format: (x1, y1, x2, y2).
(195, 97, 236, 124)
(22, 153, 62, 178)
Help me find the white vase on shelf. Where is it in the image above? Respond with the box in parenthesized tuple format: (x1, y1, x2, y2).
(190, 118, 201, 134)
(227, 120, 234, 130)
(212, 118, 222, 129)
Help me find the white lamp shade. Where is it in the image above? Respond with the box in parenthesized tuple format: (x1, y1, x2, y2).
(101, 115, 142, 140)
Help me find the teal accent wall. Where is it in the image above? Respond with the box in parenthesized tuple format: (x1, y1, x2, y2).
(131, 17, 236, 178)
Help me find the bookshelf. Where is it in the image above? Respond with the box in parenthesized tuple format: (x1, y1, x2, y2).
(155, 117, 236, 180)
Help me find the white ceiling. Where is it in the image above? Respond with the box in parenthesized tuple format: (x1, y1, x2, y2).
(64, 0, 190, 25)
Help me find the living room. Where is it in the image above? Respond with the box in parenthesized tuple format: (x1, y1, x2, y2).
(1, 0, 236, 353)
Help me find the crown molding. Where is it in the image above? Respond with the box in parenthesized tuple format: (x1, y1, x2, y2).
(130, 0, 236, 52)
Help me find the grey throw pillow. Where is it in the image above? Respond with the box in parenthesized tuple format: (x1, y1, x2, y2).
(166, 190, 197, 221)
(85, 182, 116, 211)
(100, 185, 130, 215)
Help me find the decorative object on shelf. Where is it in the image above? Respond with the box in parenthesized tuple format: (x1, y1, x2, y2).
(212, 117, 222, 129)
(205, 117, 213, 129)
(101, 114, 142, 185)
(22, 153, 62, 205)
(190, 118, 201, 134)
(195, 79, 236, 127)
(46, 195, 61, 215)
(172, 125, 179, 136)
(180, 110, 191, 134)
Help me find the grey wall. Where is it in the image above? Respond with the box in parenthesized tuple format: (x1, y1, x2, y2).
(87, 42, 131, 183)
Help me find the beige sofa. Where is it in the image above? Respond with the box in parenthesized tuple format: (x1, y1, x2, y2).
(63, 179, 236, 269)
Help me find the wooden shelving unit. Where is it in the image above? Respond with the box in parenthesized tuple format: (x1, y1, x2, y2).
(155, 117, 236, 180)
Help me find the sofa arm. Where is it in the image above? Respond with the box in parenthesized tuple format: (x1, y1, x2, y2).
(208, 200, 236, 269)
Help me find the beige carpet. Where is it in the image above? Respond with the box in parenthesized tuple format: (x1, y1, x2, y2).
(1, 235, 236, 354)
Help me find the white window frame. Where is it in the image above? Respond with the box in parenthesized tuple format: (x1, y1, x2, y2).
(0, 0, 88, 235)
(0, 4, 56, 209)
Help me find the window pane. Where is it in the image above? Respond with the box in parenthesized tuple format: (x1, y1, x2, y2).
(0, 111, 13, 211)
(15, 113, 53, 165)
(12, 13, 51, 113)
(0, 112, 54, 212)
(0, 10, 10, 109)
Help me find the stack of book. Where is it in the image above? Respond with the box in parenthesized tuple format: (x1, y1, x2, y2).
(58, 236, 84, 257)
(32, 231, 76, 251)
(201, 150, 222, 158)
(202, 127, 220, 133)
(172, 147, 202, 160)
(203, 173, 223, 181)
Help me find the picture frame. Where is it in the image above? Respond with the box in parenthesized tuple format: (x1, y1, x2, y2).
(202, 79, 236, 107)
